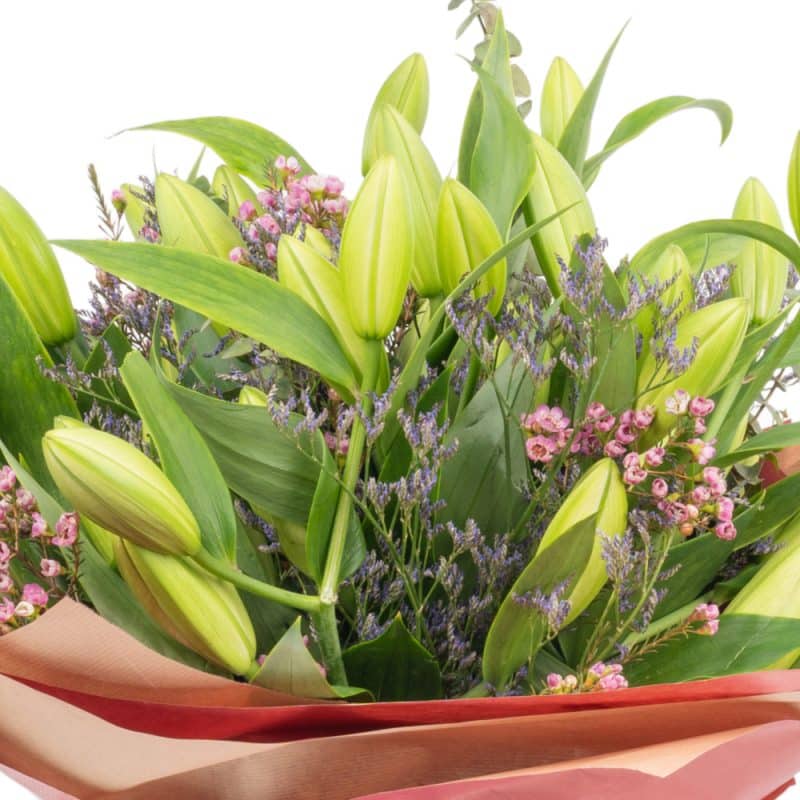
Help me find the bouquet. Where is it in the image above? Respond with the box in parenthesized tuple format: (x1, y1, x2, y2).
(2, 3, 800, 796)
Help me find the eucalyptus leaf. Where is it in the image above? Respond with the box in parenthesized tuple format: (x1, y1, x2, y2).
(342, 616, 443, 701)
(54, 241, 357, 396)
(127, 116, 313, 182)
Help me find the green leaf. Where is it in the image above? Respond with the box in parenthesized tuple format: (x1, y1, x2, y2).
(468, 64, 537, 235)
(482, 514, 598, 689)
(0, 275, 78, 492)
(127, 117, 313, 182)
(160, 380, 320, 525)
(715, 422, 800, 468)
(557, 23, 628, 177)
(625, 615, 800, 684)
(0, 442, 212, 671)
(582, 97, 732, 189)
(342, 616, 443, 701)
(629, 220, 800, 278)
(305, 444, 366, 583)
(251, 618, 372, 700)
(120, 352, 238, 562)
(439, 357, 533, 535)
(54, 240, 357, 396)
(731, 473, 800, 549)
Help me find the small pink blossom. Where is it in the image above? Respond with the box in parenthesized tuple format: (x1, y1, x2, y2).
(30, 512, 47, 538)
(586, 402, 607, 421)
(595, 414, 616, 433)
(257, 189, 277, 209)
(633, 407, 655, 430)
(265, 242, 277, 261)
(110, 189, 126, 213)
(0, 572, 12, 592)
(688, 438, 716, 466)
(525, 405, 570, 434)
(40, 559, 62, 578)
(286, 156, 301, 174)
(247, 224, 261, 242)
(691, 603, 720, 622)
(324, 176, 344, 196)
(615, 424, 638, 445)
(644, 447, 665, 468)
(691, 486, 712, 505)
(651, 478, 669, 499)
(22, 583, 49, 607)
(255, 214, 280, 236)
(598, 673, 629, 691)
(229, 246, 248, 264)
(322, 197, 349, 216)
(694, 418, 708, 435)
(52, 512, 78, 547)
(237, 200, 257, 221)
(526, 435, 559, 463)
(716, 497, 734, 523)
(714, 521, 737, 541)
(622, 452, 641, 470)
(13, 600, 35, 618)
(619, 410, 636, 427)
(546, 673, 561, 689)
(698, 619, 719, 635)
(688, 396, 715, 418)
(665, 389, 690, 415)
(0, 598, 15, 623)
(300, 174, 326, 197)
(0, 466, 17, 492)
(623, 466, 648, 485)
(141, 226, 160, 243)
(16, 489, 35, 512)
(604, 440, 627, 458)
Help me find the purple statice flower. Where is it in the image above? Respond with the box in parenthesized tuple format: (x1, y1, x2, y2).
(692, 263, 734, 309)
(513, 578, 572, 633)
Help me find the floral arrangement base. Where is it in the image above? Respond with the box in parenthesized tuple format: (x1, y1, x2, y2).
(1, 600, 799, 799)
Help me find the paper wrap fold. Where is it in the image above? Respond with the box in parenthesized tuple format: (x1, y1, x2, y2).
(1, 599, 799, 799)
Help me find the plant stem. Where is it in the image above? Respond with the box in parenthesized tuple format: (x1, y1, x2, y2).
(312, 604, 347, 685)
(193, 549, 321, 613)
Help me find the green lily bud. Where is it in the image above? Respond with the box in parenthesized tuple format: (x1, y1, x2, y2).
(155, 173, 242, 258)
(731, 177, 788, 326)
(296, 225, 334, 261)
(42, 427, 201, 556)
(120, 184, 149, 241)
(362, 53, 429, 175)
(0, 186, 76, 345)
(340, 156, 414, 340)
(278, 236, 369, 377)
(540, 57, 584, 146)
(789, 132, 800, 241)
(436, 178, 506, 315)
(536, 458, 628, 623)
(524, 133, 596, 297)
(115, 539, 256, 675)
(725, 514, 800, 668)
(81, 518, 118, 567)
(631, 244, 694, 352)
(364, 104, 442, 297)
(637, 297, 750, 442)
(212, 166, 257, 217)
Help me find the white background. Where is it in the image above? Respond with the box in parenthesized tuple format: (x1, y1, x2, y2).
(0, 1, 799, 796)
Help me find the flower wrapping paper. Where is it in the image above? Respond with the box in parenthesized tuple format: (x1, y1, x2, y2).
(1, 599, 799, 799)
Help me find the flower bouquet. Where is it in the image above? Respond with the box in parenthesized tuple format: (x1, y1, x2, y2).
(2, 3, 800, 797)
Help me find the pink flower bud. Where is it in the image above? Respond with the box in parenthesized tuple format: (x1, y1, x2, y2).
(546, 673, 561, 689)
(694, 418, 707, 435)
(691, 486, 711, 504)
(237, 200, 257, 221)
(604, 440, 627, 458)
(526, 435, 559, 463)
(688, 396, 715, 418)
(644, 447, 665, 467)
(323, 197, 349, 216)
(615, 424, 638, 445)
(265, 242, 277, 261)
(256, 214, 280, 236)
(622, 452, 641, 469)
(688, 438, 716, 465)
(30, 512, 47, 538)
(301, 174, 326, 198)
(0, 598, 15, 623)
(16, 489, 35, 512)
(651, 478, 669, 498)
(633, 407, 655, 430)
(623, 466, 648, 485)
(714, 521, 737, 541)
(286, 156, 300, 174)
(324, 176, 344, 196)
(40, 559, 61, 578)
(620, 410, 636, 426)
(0, 465, 14, 493)
(274, 155, 287, 170)
(697, 619, 719, 636)
(22, 583, 48, 607)
(229, 246, 248, 264)
(717, 497, 734, 523)
(257, 190, 277, 209)
(0, 572, 12, 592)
(52, 512, 78, 547)
(141, 226, 160, 243)
(586, 402, 607, 421)
(111, 189, 127, 214)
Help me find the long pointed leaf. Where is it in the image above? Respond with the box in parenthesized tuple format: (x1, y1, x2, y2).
(53, 241, 357, 395)
(127, 117, 313, 182)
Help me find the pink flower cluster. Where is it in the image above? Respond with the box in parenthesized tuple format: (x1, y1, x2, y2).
(229, 155, 348, 267)
(522, 405, 572, 463)
(0, 466, 77, 631)
(688, 602, 720, 636)
(545, 661, 628, 694)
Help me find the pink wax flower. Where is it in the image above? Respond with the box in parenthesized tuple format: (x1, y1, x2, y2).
(595, 414, 616, 433)
(22, 583, 48, 608)
(13, 601, 35, 618)
(110, 188, 126, 214)
(141, 226, 160, 243)
(691, 603, 720, 622)
(0, 598, 15, 623)
(229, 246, 247, 264)
(623, 466, 648, 485)
(714, 521, 737, 541)
(688, 438, 716, 465)
(691, 485, 712, 505)
(16, 489, 36, 512)
(665, 389, 690, 415)
(323, 197, 349, 216)
(619, 410, 636, 427)
(237, 200, 257, 221)
(265, 242, 277, 261)
(0, 465, 16, 493)
(689, 396, 715, 418)
(717, 497, 734, 523)
(604, 440, 627, 458)
(256, 214, 280, 236)
(301, 174, 327, 197)
(598, 673, 629, 691)
(257, 189, 277, 209)
(698, 619, 719, 635)
(546, 673, 561, 689)
(30, 512, 47, 538)
(615, 424, 638, 445)
(633, 407, 655, 430)
(644, 447, 665, 468)
(651, 478, 669, 499)
(324, 176, 344, 196)
(586, 402, 607, 421)
(0, 572, 12, 592)
(40, 559, 62, 578)
(526, 435, 559, 463)
(694, 418, 708, 435)
(52, 512, 78, 547)
(703, 467, 727, 496)
(622, 452, 641, 469)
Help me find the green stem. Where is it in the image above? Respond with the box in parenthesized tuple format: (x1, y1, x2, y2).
(193, 549, 321, 613)
(312, 604, 347, 685)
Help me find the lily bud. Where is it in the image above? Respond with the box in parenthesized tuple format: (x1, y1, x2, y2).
(212, 166, 258, 217)
(120, 184, 149, 242)
(278, 236, 368, 377)
(789, 132, 800, 242)
(436, 178, 506, 315)
(540, 57, 584, 146)
(632, 244, 694, 352)
(535, 458, 628, 623)
(296, 225, 334, 260)
(81, 518, 119, 567)
(362, 53, 429, 175)
(42, 427, 201, 556)
(364, 104, 442, 297)
(731, 178, 788, 326)
(0, 186, 76, 345)
(637, 298, 750, 443)
(115, 539, 256, 675)
(155, 173, 242, 258)
(725, 515, 800, 668)
(340, 156, 413, 340)
(524, 133, 596, 297)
